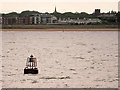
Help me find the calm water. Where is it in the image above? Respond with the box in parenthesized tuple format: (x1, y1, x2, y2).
(1, 31, 118, 88)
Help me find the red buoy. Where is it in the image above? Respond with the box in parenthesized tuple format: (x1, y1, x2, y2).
(24, 55, 38, 74)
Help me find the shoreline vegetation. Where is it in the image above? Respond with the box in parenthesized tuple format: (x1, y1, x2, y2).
(1, 24, 119, 31)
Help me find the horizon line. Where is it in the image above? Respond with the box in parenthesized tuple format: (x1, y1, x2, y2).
(1, 9, 118, 14)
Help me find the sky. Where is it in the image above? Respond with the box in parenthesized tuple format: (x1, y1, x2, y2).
(0, 0, 119, 14)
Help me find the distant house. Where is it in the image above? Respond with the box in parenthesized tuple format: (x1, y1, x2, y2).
(17, 17, 24, 24)
(86, 18, 102, 24)
(28, 14, 57, 24)
(2, 17, 8, 25)
(98, 13, 116, 19)
(97, 13, 117, 23)
(40, 14, 53, 24)
(28, 15, 41, 24)
(58, 18, 102, 25)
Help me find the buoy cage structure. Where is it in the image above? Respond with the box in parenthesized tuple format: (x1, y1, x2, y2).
(24, 55, 38, 74)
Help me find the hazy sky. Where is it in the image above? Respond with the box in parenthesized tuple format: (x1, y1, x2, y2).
(0, 0, 119, 14)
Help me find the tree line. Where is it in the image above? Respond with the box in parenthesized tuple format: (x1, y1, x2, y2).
(2, 10, 96, 19)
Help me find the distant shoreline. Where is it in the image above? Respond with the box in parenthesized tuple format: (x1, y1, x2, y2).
(1, 28, 119, 31)
(1, 24, 118, 29)
(1, 24, 119, 31)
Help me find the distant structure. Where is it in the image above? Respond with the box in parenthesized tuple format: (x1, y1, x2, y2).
(118, 1, 120, 12)
(58, 18, 102, 25)
(54, 6, 57, 13)
(2, 14, 57, 25)
(93, 9, 117, 23)
(94, 9, 101, 16)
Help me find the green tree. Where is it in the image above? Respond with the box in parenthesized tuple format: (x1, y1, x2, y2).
(4, 12, 19, 17)
(20, 10, 40, 17)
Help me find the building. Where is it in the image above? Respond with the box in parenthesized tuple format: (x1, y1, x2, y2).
(2, 6, 58, 25)
(94, 9, 101, 16)
(2, 17, 8, 25)
(5, 17, 18, 25)
(86, 18, 102, 24)
(117, 12, 120, 23)
(29, 14, 41, 24)
(28, 14, 57, 24)
(58, 18, 102, 25)
(97, 13, 117, 23)
(17, 17, 24, 24)
(98, 13, 116, 19)
(2, 14, 57, 25)
(40, 14, 51, 24)
(51, 16, 58, 23)
(40, 14, 57, 24)
(54, 6, 57, 13)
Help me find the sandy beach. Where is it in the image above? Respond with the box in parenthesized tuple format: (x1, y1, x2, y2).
(1, 28, 119, 31)
(1, 30, 118, 88)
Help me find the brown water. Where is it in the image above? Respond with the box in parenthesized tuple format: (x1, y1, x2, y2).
(1, 31, 118, 88)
